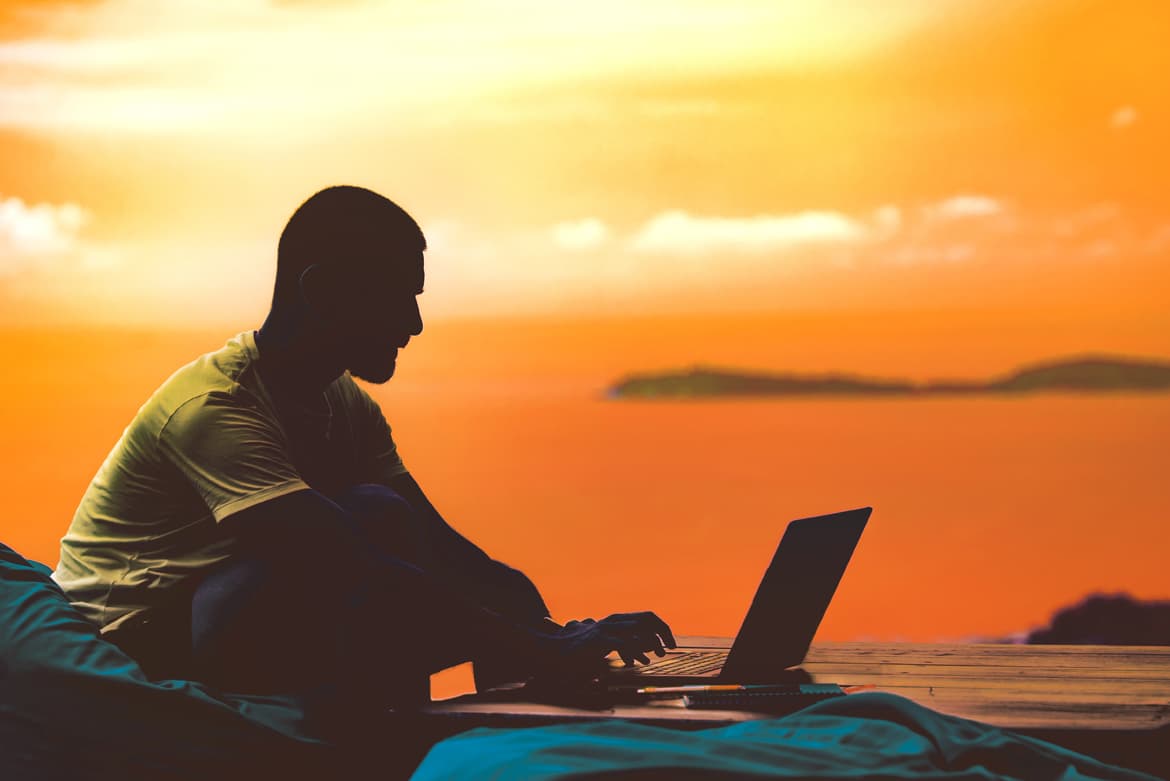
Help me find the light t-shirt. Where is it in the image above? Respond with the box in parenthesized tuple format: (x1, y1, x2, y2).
(51, 329, 409, 634)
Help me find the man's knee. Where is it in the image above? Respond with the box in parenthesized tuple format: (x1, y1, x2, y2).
(331, 482, 412, 516)
(331, 482, 423, 562)
(190, 554, 329, 693)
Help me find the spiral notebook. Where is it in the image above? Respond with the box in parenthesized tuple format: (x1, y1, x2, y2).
(682, 684, 847, 713)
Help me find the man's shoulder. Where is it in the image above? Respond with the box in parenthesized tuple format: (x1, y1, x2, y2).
(142, 331, 268, 433)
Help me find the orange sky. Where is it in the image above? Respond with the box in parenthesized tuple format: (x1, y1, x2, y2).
(1, 0, 1168, 672)
(0, 0, 1167, 327)
(4, 324, 1168, 652)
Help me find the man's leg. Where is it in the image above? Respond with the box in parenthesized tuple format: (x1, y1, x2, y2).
(188, 483, 506, 707)
(188, 545, 353, 697)
(102, 588, 196, 681)
(334, 483, 548, 692)
(328, 484, 484, 684)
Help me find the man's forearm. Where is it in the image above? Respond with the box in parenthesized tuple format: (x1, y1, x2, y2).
(470, 559, 552, 620)
(226, 488, 561, 682)
(383, 474, 554, 622)
(364, 543, 561, 669)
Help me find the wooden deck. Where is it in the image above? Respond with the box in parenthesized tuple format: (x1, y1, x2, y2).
(413, 639, 1170, 778)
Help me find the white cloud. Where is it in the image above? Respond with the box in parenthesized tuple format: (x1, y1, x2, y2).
(1110, 105, 1138, 129)
(629, 209, 869, 254)
(924, 195, 1003, 221)
(551, 218, 610, 251)
(0, 195, 90, 273)
(12, 192, 1160, 325)
(0, 194, 126, 311)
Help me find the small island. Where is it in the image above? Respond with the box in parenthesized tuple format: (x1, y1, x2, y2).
(606, 355, 1170, 399)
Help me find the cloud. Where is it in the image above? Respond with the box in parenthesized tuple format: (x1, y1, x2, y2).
(629, 209, 869, 255)
(551, 218, 610, 251)
(1110, 105, 1138, 129)
(0, 0, 955, 134)
(0, 193, 123, 311)
(924, 194, 1003, 221)
(0, 194, 89, 272)
(9, 192, 1162, 325)
(888, 242, 976, 265)
(871, 204, 902, 235)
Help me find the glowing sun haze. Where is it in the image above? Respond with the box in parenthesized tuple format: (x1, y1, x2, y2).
(0, 0, 1166, 332)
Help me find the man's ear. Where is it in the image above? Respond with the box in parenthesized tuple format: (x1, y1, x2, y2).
(298, 263, 333, 316)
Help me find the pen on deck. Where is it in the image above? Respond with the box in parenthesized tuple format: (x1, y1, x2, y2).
(635, 683, 875, 695)
(636, 682, 790, 696)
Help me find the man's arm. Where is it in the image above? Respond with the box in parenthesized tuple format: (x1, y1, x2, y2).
(346, 379, 550, 622)
(343, 382, 675, 678)
(221, 488, 559, 662)
(382, 471, 553, 625)
(222, 488, 674, 674)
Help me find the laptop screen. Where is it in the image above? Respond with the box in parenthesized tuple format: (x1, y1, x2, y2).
(722, 506, 871, 681)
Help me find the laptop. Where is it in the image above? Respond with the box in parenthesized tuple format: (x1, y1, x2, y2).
(601, 506, 871, 686)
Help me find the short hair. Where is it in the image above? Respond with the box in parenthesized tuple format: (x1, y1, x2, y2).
(273, 185, 425, 309)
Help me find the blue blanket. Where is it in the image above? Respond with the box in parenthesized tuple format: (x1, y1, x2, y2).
(411, 693, 1161, 780)
(0, 542, 342, 780)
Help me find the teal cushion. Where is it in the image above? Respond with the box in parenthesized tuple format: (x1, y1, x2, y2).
(412, 692, 1159, 781)
(0, 542, 331, 779)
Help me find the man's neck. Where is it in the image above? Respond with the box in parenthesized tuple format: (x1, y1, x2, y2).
(254, 311, 344, 409)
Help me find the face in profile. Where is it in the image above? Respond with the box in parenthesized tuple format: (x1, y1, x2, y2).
(310, 254, 424, 384)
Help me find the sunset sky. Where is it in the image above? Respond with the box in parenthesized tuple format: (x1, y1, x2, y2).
(1, 1, 1168, 661)
(1, 0, 1166, 330)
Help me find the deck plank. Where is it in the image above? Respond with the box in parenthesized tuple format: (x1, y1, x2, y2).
(416, 640, 1170, 777)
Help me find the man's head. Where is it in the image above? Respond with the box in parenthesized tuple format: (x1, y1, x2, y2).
(272, 185, 425, 383)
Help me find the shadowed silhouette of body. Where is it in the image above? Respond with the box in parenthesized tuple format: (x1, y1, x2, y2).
(55, 186, 676, 724)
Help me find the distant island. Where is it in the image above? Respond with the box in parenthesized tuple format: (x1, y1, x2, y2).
(607, 355, 1170, 399)
(1025, 593, 1170, 646)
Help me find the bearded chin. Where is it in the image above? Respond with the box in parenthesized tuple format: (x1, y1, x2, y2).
(346, 355, 397, 385)
(350, 357, 396, 384)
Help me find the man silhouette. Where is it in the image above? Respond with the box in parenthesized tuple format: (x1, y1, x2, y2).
(52, 185, 675, 719)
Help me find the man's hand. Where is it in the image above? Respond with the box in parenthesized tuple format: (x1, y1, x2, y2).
(541, 611, 677, 672)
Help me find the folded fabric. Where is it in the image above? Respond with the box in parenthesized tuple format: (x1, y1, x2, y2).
(0, 541, 338, 780)
(411, 689, 1160, 781)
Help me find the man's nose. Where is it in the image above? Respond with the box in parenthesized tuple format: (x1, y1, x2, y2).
(400, 296, 423, 336)
(409, 300, 423, 337)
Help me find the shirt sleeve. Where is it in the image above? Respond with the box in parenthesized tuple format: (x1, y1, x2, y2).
(345, 377, 409, 484)
(158, 391, 311, 523)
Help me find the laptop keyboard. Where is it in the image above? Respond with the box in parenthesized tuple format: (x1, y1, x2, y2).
(613, 650, 726, 675)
